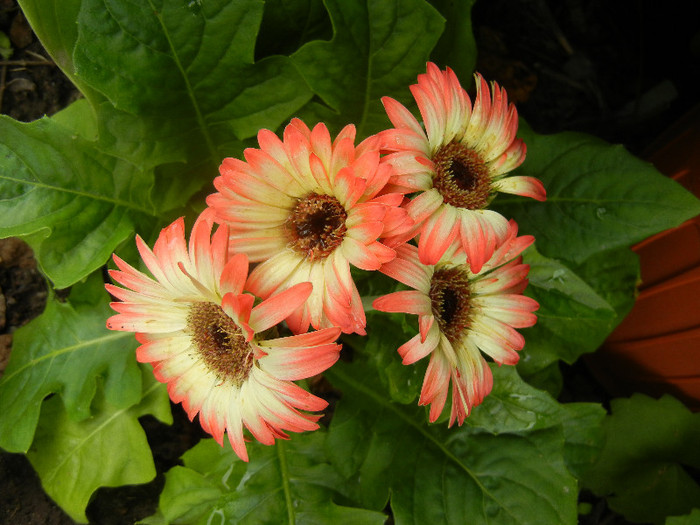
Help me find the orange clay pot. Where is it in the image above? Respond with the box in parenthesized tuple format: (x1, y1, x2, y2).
(586, 105, 700, 409)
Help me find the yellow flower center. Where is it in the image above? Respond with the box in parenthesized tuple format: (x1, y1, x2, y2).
(432, 141, 491, 209)
(285, 192, 348, 260)
(429, 266, 472, 344)
(187, 302, 253, 385)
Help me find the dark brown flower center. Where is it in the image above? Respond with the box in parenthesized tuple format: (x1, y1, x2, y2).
(187, 302, 253, 385)
(432, 141, 491, 209)
(429, 266, 472, 344)
(285, 193, 348, 260)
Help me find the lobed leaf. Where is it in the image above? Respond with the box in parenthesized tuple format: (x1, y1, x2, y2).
(72, 0, 313, 170)
(292, 0, 445, 138)
(496, 126, 700, 265)
(146, 432, 387, 524)
(580, 394, 700, 524)
(516, 247, 619, 376)
(26, 370, 172, 524)
(325, 362, 579, 524)
(0, 274, 142, 453)
(0, 116, 156, 288)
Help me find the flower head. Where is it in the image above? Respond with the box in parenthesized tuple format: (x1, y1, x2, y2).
(206, 118, 409, 335)
(373, 221, 538, 426)
(380, 62, 546, 272)
(106, 217, 341, 461)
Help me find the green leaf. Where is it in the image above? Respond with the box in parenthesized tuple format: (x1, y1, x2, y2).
(666, 509, 700, 525)
(516, 247, 619, 376)
(581, 394, 700, 524)
(467, 366, 605, 480)
(148, 433, 387, 524)
(72, 0, 313, 169)
(352, 311, 425, 405)
(256, 0, 332, 58)
(427, 0, 478, 81)
(0, 273, 142, 453)
(0, 116, 156, 288)
(496, 127, 700, 265)
(18, 0, 102, 102)
(325, 362, 579, 524)
(292, 0, 445, 138)
(26, 370, 171, 524)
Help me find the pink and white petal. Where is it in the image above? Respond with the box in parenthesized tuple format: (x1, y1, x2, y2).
(347, 219, 384, 245)
(381, 96, 426, 138)
(258, 370, 329, 413)
(309, 153, 333, 194)
(310, 122, 333, 169)
(249, 282, 313, 333)
(373, 290, 432, 316)
(335, 167, 367, 209)
(411, 81, 446, 149)
(106, 311, 187, 333)
(346, 201, 386, 229)
(258, 341, 340, 381)
(458, 209, 508, 274)
(397, 322, 440, 365)
(419, 349, 451, 422)
(135, 333, 192, 363)
(242, 147, 305, 195)
(469, 317, 523, 364)
(493, 175, 547, 201)
(221, 293, 255, 339)
(417, 206, 460, 265)
(489, 138, 527, 178)
(378, 243, 431, 291)
(228, 230, 287, 263)
(225, 401, 248, 462)
(330, 137, 356, 180)
(246, 251, 304, 299)
(406, 188, 444, 225)
(218, 252, 249, 296)
(365, 241, 396, 266)
(418, 314, 435, 343)
(341, 236, 381, 271)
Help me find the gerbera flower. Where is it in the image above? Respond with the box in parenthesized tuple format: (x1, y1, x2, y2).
(372, 220, 539, 426)
(105, 216, 341, 462)
(206, 118, 409, 335)
(380, 62, 546, 272)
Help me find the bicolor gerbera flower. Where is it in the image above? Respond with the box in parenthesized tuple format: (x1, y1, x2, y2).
(380, 62, 546, 272)
(207, 118, 410, 335)
(372, 220, 539, 426)
(105, 217, 341, 462)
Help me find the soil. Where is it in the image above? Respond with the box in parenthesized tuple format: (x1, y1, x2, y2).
(1, 0, 699, 523)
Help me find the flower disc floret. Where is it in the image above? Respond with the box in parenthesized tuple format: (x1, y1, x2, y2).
(379, 62, 546, 272)
(105, 216, 342, 462)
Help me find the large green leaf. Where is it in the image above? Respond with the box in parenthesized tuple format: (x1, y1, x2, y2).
(580, 395, 700, 524)
(145, 433, 387, 525)
(496, 127, 700, 265)
(427, 0, 478, 82)
(292, 0, 445, 138)
(0, 116, 156, 288)
(517, 247, 620, 377)
(0, 274, 142, 453)
(27, 371, 171, 524)
(72, 0, 312, 169)
(325, 363, 580, 524)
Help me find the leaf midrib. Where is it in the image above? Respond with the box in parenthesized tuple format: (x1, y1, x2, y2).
(0, 173, 154, 216)
(325, 366, 508, 508)
(146, 0, 219, 164)
(1, 331, 131, 383)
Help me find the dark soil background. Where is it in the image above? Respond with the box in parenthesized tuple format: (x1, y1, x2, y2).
(1, 0, 699, 523)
